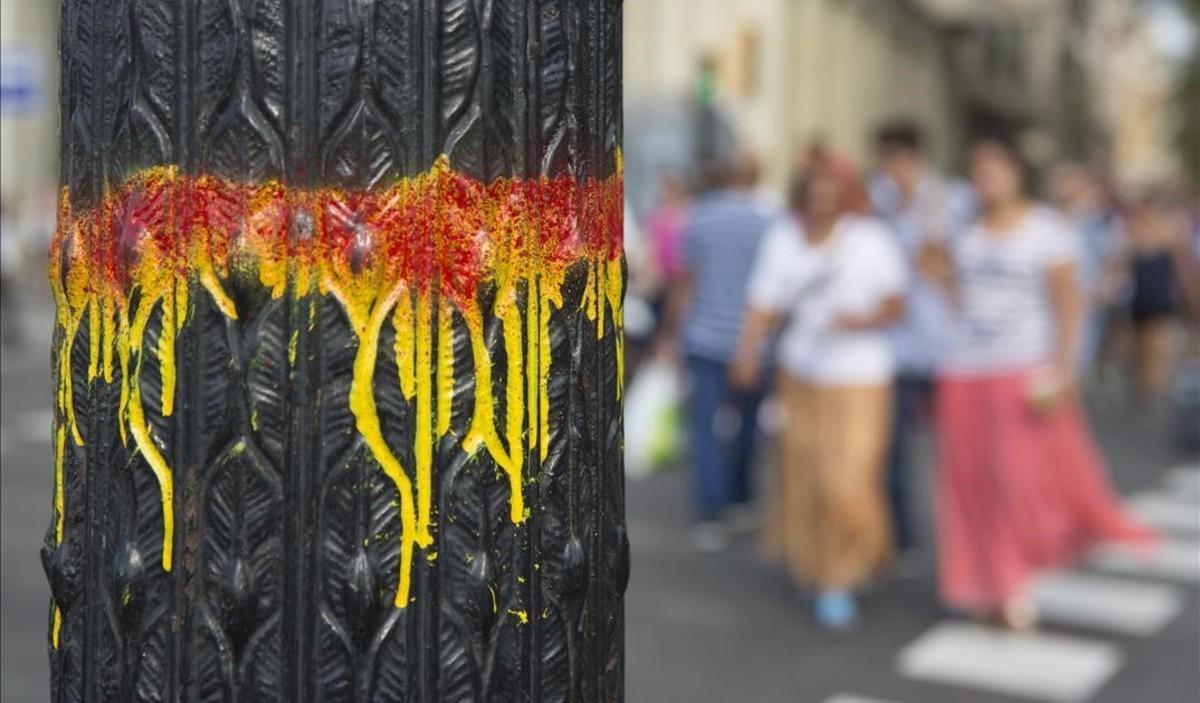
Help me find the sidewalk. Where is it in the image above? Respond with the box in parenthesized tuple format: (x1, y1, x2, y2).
(625, 401, 1200, 703)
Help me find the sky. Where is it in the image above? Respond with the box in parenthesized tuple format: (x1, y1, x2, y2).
(1145, 0, 1198, 60)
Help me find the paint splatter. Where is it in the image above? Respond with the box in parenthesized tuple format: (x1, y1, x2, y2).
(48, 156, 623, 613)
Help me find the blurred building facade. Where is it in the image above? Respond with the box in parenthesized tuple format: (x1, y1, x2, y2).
(1085, 0, 1183, 188)
(0, 0, 58, 207)
(623, 0, 1156, 197)
(0, 0, 1182, 208)
(625, 0, 961, 192)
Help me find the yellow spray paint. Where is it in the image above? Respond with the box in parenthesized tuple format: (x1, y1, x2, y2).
(50, 425, 66, 648)
(101, 297, 116, 383)
(413, 290, 434, 547)
(499, 287, 527, 520)
(525, 282, 539, 453)
(335, 280, 420, 607)
(436, 303, 455, 438)
(127, 343, 176, 571)
(393, 292, 416, 399)
(48, 156, 625, 617)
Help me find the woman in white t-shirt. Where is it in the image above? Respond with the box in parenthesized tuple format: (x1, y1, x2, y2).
(731, 149, 907, 630)
(925, 138, 1155, 630)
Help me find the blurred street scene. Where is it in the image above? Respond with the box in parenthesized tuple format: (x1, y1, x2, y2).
(3, 0, 1200, 702)
(3, 309, 1199, 701)
(618, 0, 1200, 701)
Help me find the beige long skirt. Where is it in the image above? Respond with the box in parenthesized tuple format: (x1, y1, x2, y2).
(761, 374, 893, 590)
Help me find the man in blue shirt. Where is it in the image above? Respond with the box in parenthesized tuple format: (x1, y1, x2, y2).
(668, 151, 778, 552)
(870, 121, 973, 556)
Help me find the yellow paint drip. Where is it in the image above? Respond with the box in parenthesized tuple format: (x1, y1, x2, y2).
(393, 292, 416, 399)
(48, 156, 626, 617)
(605, 257, 625, 399)
(436, 303, 454, 438)
(579, 260, 625, 399)
(53, 424, 66, 542)
(498, 288, 527, 524)
(53, 274, 86, 447)
(288, 330, 298, 367)
(101, 297, 116, 383)
(198, 251, 238, 320)
(87, 298, 101, 382)
(525, 284, 538, 453)
(157, 289, 178, 418)
(59, 326, 84, 447)
(413, 291, 434, 547)
(538, 281, 560, 461)
(127, 355, 175, 571)
(51, 607, 62, 649)
(115, 307, 131, 446)
(463, 312, 508, 465)
(581, 265, 601, 339)
(339, 282, 419, 607)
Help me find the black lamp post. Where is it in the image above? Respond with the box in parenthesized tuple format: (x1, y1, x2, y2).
(45, 1, 626, 700)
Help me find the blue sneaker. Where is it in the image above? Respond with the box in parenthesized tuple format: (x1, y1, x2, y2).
(814, 590, 858, 631)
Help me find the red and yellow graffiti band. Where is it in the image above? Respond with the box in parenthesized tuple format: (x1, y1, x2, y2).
(47, 155, 624, 636)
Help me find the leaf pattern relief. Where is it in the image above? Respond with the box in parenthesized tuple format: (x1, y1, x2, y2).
(440, 0, 485, 179)
(198, 0, 286, 181)
(50, 2, 625, 702)
(320, 0, 411, 190)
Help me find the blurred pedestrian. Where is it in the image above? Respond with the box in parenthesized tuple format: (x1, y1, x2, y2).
(1049, 163, 1121, 375)
(622, 203, 658, 377)
(645, 171, 690, 303)
(0, 198, 23, 347)
(869, 120, 968, 556)
(1116, 190, 1192, 400)
(926, 137, 1156, 630)
(731, 148, 907, 630)
(667, 151, 779, 552)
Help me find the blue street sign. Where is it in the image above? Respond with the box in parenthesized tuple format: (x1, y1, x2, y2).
(0, 47, 45, 116)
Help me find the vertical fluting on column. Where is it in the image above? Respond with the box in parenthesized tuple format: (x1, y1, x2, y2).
(45, 1, 626, 701)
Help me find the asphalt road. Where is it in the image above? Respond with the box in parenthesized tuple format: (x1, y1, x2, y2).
(3, 298, 1198, 702)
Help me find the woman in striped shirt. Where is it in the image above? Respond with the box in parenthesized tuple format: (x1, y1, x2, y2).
(925, 137, 1156, 630)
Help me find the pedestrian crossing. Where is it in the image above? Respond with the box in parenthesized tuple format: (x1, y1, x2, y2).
(1088, 539, 1200, 582)
(1126, 491, 1200, 533)
(830, 464, 1199, 703)
(14, 408, 53, 445)
(1164, 466, 1200, 500)
(1030, 570, 1182, 636)
(0, 408, 52, 459)
(898, 622, 1122, 703)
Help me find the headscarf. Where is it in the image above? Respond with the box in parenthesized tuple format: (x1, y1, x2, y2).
(790, 144, 871, 218)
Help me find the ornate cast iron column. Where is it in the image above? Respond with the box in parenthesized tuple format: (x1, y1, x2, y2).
(44, 1, 626, 700)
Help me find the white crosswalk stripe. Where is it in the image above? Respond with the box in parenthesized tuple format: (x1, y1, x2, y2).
(1031, 570, 1183, 636)
(1162, 466, 1200, 500)
(889, 464, 1198, 702)
(13, 408, 54, 445)
(897, 622, 1122, 703)
(1089, 539, 1200, 582)
(1126, 492, 1200, 533)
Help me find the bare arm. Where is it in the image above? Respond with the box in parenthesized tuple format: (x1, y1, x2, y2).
(654, 272, 691, 356)
(918, 239, 955, 300)
(1171, 231, 1200, 323)
(1047, 260, 1083, 380)
(832, 294, 906, 331)
(729, 307, 778, 389)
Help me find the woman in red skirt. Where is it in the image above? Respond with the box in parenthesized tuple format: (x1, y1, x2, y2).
(924, 137, 1156, 630)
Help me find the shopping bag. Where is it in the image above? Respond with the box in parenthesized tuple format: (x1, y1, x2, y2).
(624, 357, 682, 479)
